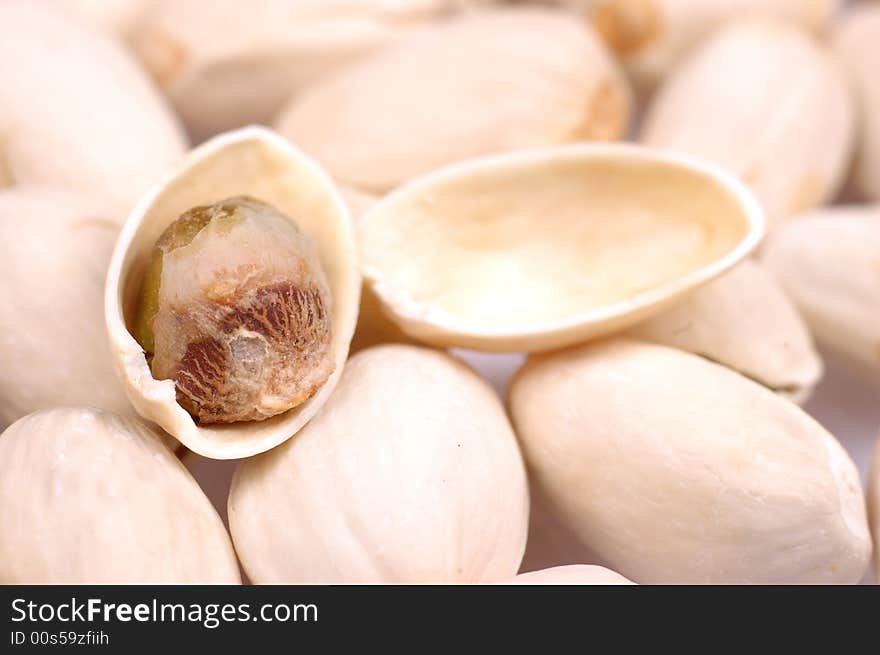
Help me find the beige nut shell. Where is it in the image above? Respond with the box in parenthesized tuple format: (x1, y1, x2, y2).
(628, 260, 823, 402)
(276, 7, 632, 193)
(640, 18, 854, 228)
(761, 205, 880, 374)
(105, 126, 360, 459)
(0, 0, 186, 218)
(869, 435, 880, 581)
(229, 345, 530, 584)
(509, 338, 872, 584)
(509, 565, 634, 585)
(359, 144, 763, 352)
(0, 407, 240, 584)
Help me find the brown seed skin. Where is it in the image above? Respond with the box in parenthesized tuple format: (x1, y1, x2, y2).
(134, 196, 333, 423)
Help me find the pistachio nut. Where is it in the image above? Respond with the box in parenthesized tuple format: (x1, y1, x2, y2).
(870, 436, 880, 581)
(106, 126, 360, 459)
(0, 407, 241, 583)
(761, 206, 880, 374)
(276, 7, 632, 193)
(55, 0, 148, 36)
(627, 260, 823, 402)
(0, 188, 131, 429)
(509, 338, 872, 584)
(229, 345, 529, 583)
(131, 0, 466, 142)
(359, 144, 763, 352)
(0, 0, 186, 218)
(589, 0, 840, 92)
(833, 5, 880, 202)
(510, 565, 634, 585)
(640, 19, 854, 229)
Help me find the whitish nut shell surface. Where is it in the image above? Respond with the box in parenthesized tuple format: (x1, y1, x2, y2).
(359, 144, 763, 352)
(627, 260, 823, 403)
(508, 565, 634, 585)
(761, 206, 880, 373)
(106, 126, 360, 459)
(640, 18, 854, 228)
(0, 0, 186, 217)
(0, 408, 240, 583)
(590, 0, 840, 90)
(0, 187, 131, 428)
(833, 6, 880, 202)
(509, 338, 872, 584)
(276, 7, 631, 193)
(130, 0, 456, 142)
(870, 436, 880, 581)
(228, 345, 529, 584)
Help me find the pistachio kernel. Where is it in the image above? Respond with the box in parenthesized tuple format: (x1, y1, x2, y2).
(133, 196, 334, 424)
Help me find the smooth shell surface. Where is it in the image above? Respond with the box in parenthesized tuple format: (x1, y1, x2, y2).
(510, 565, 634, 585)
(627, 260, 823, 402)
(640, 19, 854, 228)
(0, 408, 241, 584)
(509, 339, 871, 584)
(106, 126, 360, 459)
(276, 7, 631, 193)
(762, 206, 880, 374)
(359, 144, 763, 352)
(229, 345, 529, 584)
(870, 436, 880, 581)
(833, 6, 880, 201)
(0, 188, 131, 429)
(590, 0, 840, 91)
(0, 0, 186, 218)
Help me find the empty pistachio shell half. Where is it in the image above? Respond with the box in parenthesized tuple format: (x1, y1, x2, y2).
(833, 5, 880, 202)
(0, 408, 240, 583)
(627, 261, 823, 402)
(509, 565, 634, 585)
(276, 7, 631, 193)
(106, 126, 360, 459)
(509, 339, 872, 584)
(229, 345, 529, 583)
(131, 0, 456, 141)
(0, 0, 186, 217)
(589, 0, 840, 92)
(761, 206, 880, 374)
(640, 19, 854, 228)
(359, 144, 763, 352)
(0, 188, 131, 429)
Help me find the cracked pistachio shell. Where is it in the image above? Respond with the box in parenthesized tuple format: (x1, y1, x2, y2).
(588, 0, 840, 92)
(131, 0, 467, 142)
(509, 565, 634, 585)
(627, 260, 823, 403)
(0, 408, 240, 584)
(0, 188, 131, 429)
(761, 206, 880, 374)
(870, 436, 880, 581)
(359, 144, 763, 352)
(509, 339, 872, 584)
(229, 345, 529, 584)
(833, 6, 880, 202)
(640, 19, 854, 229)
(0, 0, 186, 218)
(276, 7, 632, 193)
(105, 127, 360, 459)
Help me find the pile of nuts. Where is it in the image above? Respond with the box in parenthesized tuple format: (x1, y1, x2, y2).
(0, 0, 878, 585)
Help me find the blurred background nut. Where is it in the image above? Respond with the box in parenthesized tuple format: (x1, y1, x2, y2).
(228, 345, 529, 583)
(508, 565, 634, 585)
(0, 188, 131, 430)
(762, 205, 880, 376)
(0, 408, 241, 584)
(0, 0, 187, 219)
(54, 0, 149, 37)
(833, 5, 880, 201)
(130, 0, 474, 142)
(627, 260, 823, 403)
(640, 19, 854, 230)
(509, 339, 872, 584)
(870, 436, 880, 581)
(589, 0, 841, 93)
(276, 7, 632, 193)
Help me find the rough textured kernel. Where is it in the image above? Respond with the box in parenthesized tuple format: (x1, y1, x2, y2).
(133, 196, 334, 424)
